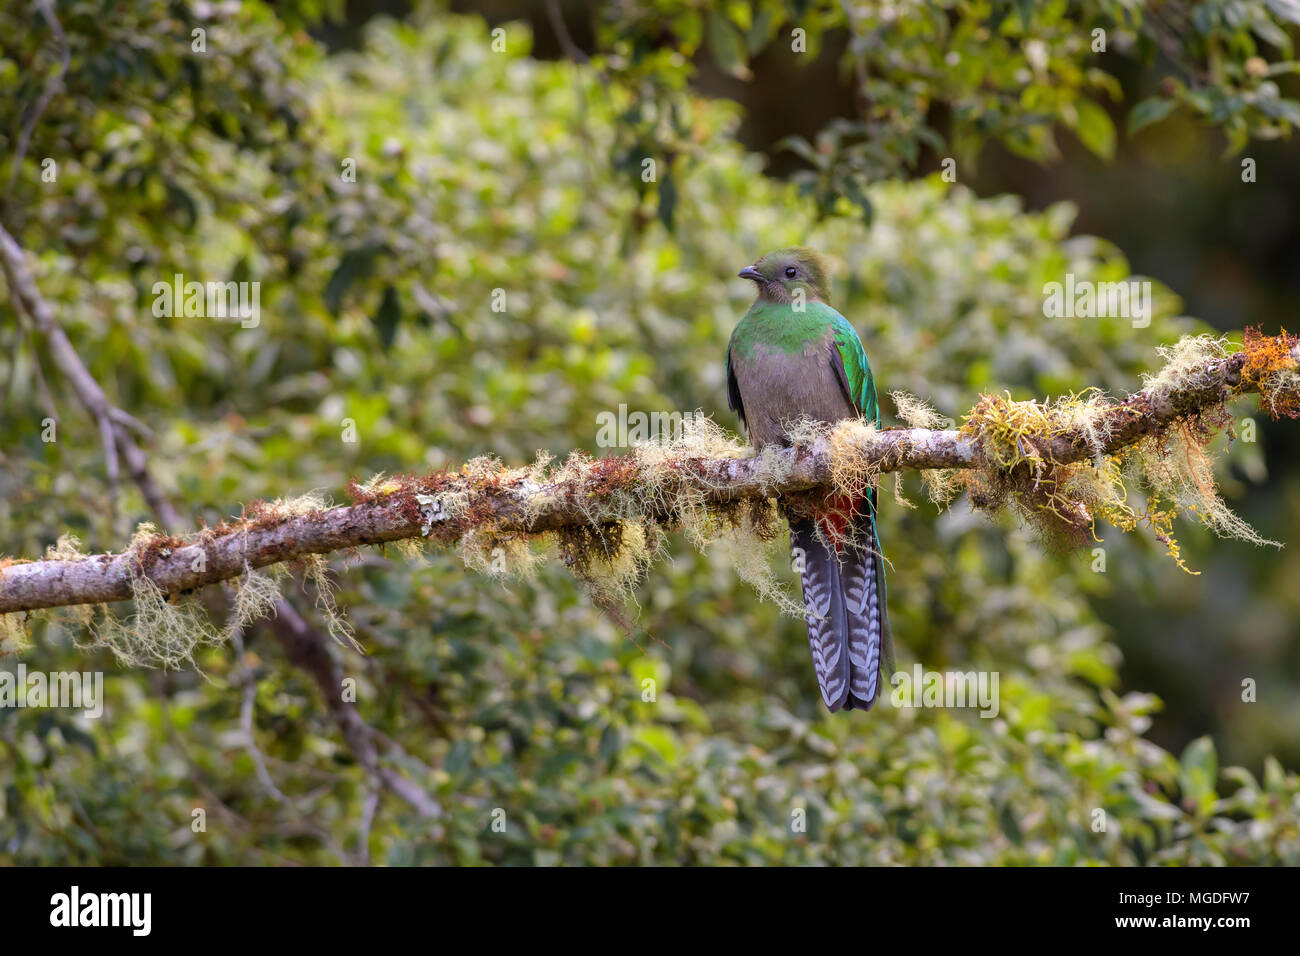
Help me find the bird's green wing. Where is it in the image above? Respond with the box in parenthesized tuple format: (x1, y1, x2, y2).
(820, 305, 878, 425)
(725, 335, 746, 428)
(825, 307, 891, 677)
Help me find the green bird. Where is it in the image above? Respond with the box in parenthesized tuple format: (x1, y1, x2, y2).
(727, 247, 895, 712)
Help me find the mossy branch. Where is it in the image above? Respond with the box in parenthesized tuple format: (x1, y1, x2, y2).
(3, 329, 1297, 626)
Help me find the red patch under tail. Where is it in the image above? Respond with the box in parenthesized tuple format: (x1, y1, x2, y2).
(816, 494, 863, 553)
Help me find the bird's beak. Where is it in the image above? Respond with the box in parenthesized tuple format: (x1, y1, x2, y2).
(737, 266, 764, 282)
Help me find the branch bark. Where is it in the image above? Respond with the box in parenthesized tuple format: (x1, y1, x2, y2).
(3, 330, 1294, 617)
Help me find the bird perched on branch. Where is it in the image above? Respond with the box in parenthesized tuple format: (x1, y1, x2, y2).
(727, 247, 895, 712)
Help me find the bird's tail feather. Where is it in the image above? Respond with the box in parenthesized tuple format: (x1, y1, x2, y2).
(790, 494, 893, 712)
(790, 517, 851, 711)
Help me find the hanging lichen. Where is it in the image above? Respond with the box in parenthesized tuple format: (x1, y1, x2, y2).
(6, 333, 1297, 656)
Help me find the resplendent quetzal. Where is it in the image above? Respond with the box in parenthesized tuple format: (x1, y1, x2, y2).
(727, 248, 895, 712)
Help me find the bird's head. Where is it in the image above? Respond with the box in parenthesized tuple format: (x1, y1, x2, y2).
(738, 247, 831, 304)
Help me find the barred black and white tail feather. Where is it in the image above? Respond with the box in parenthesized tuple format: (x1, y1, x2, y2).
(789, 501, 892, 713)
(841, 531, 883, 709)
(790, 518, 850, 710)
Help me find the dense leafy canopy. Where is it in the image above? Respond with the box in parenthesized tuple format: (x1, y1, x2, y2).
(1, 2, 1297, 864)
(598, 0, 1300, 220)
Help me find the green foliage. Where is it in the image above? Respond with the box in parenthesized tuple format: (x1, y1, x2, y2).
(597, 0, 1300, 217)
(1, 4, 1298, 864)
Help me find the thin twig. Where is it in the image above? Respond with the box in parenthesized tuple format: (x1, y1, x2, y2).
(7, 0, 70, 196)
(545, 0, 590, 63)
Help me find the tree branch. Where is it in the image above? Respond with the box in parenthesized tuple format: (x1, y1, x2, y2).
(3, 328, 1296, 617)
(0, 220, 441, 821)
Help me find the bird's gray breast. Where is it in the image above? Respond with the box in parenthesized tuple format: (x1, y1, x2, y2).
(731, 337, 856, 450)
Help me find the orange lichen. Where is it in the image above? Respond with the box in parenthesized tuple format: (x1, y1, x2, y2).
(946, 362, 1278, 569)
(1240, 326, 1300, 419)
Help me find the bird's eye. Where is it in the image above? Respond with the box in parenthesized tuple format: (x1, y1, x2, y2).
(784, 267, 797, 278)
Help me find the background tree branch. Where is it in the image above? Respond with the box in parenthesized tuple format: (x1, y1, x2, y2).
(0, 220, 441, 821)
